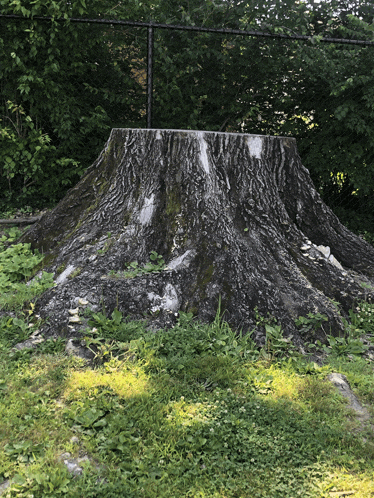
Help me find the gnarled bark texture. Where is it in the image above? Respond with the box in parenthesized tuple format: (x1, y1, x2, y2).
(22, 129, 374, 344)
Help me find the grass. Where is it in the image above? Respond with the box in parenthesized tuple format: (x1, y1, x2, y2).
(1, 231, 374, 497)
(1, 310, 374, 497)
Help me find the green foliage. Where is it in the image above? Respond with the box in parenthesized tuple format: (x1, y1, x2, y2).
(0, 315, 65, 362)
(300, 307, 372, 358)
(6, 466, 71, 497)
(252, 308, 296, 360)
(0, 0, 148, 207)
(0, 242, 42, 282)
(0, 101, 80, 205)
(0, 238, 55, 310)
(264, 323, 296, 359)
(36, 336, 67, 355)
(110, 251, 166, 278)
(350, 301, 374, 335)
(86, 308, 147, 343)
(86, 307, 259, 372)
(323, 334, 368, 357)
(0, 270, 54, 310)
(308, 331, 368, 358)
(4, 440, 44, 464)
(0, 316, 30, 347)
(0, 226, 23, 248)
(295, 312, 329, 336)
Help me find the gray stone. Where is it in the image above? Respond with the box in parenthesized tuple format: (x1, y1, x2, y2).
(58, 452, 96, 476)
(65, 338, 93, 362)
(327, 372, 370, 421)
(0, 480, 10, 496)
(64, 459, 83, 476)
(12, 336, 44, 351)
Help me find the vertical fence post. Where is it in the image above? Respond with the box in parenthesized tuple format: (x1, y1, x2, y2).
(147, 25, 154, 129)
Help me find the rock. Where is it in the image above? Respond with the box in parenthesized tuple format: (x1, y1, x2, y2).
(0, 480, 10, 496)
(12, 336, 44, 351)
(65, 338, 94, 362)
(58, 451, 99, 476)
(327, 372, 370, 421)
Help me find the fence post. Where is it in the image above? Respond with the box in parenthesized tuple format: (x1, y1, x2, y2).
(147, 25, 154, 129)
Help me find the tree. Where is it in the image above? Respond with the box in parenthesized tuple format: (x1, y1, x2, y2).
(21, 129, 374, 344)
(0, 0, 147, 207)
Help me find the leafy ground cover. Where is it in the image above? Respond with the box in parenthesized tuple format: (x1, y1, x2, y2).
(0, 223, 54, 312)
(0, 228, 374, 497)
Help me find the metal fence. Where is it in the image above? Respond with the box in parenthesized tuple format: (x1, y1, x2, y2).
(3, 14, 373, 127)
(1, 14, 374, 235)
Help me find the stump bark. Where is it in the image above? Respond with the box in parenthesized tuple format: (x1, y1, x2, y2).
(22, 129, 374, 345)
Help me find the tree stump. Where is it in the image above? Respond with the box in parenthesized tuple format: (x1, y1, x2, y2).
(22, 129, 374, 344)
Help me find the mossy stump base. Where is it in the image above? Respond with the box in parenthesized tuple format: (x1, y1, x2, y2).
(21, 129, 374, 345)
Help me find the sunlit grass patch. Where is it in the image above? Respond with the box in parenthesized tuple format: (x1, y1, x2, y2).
(63, 363, 149, 401)
(318, 469, 374, 497)
(264, 364, 300, 399)
(167, 397, 212, 427)
(239, 361, 302, 400)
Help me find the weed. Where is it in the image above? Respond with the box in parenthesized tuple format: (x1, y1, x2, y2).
(0, 240, 55, 310)
(295, 312, 328, 336)
(5, 465, 71, 497)
(110, 251, 166, 278)
(0, 243, 42, 282)
(36, 337, 67, 355)
(0, 271, 55, 310)
(324, 334, 368, 357)
(263, 323, 295, 359)
(68, 267, 82, 279)
(0, 316, 31, 348)
(350, 301, 374, 335)
(56, 263, 65, 274)
(0, 226, 23, 248)
(85, 308, 147, 343)
(297, 377, 344, 415)
(252, 308, 296, 360)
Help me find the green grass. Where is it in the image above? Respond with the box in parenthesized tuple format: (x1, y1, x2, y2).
(0, 309, 374, 497)
(1, 235, 374, 497)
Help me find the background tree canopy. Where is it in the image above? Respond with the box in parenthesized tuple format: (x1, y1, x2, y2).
(1, 0, 374, 235)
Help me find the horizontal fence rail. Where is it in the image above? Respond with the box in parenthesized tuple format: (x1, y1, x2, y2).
(2, 14, 374, 45)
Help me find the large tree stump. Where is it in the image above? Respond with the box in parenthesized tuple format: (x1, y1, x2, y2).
(22, 129, 374, 344)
